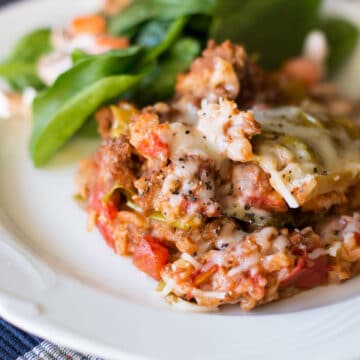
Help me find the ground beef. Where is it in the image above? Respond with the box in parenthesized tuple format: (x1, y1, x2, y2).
(77, 39, 360, 312)
(95, 106, 114, 139)
(93, 135, 138, 193)
(174, 40, 280, 113)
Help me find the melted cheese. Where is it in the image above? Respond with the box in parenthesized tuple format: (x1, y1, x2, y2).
(168, 104, 360, 216)
(197, 99, 257, 162)
(169, 122, 223, 165)
(253, 107, 360, 208)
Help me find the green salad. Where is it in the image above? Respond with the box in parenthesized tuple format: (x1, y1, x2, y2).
(0, 0, 357, 166)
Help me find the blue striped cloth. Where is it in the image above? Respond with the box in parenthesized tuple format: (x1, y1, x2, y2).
(0, 318, 103, 359)
(0, 2, 102, 357)
(0, 0, 19, 7)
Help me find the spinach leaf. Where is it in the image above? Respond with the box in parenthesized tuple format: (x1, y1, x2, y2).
(132, 37, 200, 105)
(108, 0, 215, 35)
(142, 16, 188, 62)
(71, 49, 91, 65)
(210, 0, 321, 70)
(6, 28, 52, 63)
(30, 47, 145, 166)
(77, 117, 99, 138)
(187, 14, 212, 38)
(24, 0, 359, 166)
(0, 62, 44, 90)
(31, 73, 146, 165)
(135, 20, 173, 47)
(0, 28, 52, 90)
(319, 17, 358, 74)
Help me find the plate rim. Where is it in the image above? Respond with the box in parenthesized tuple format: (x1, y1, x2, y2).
(1, 1, 360, 359)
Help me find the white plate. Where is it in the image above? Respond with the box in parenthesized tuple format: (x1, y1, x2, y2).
(1, 1, 360, 359)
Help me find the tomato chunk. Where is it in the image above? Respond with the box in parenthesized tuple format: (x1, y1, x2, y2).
(137, 132, 169, 159)
(133, 236, 170, 280)
(88, 181, 118, 249)
(282, 58, 321, 87)
(280, 255, 328, 290)
(70, 15, 106, 35)
(88, 182, 118, 221)
(97, 35, 129, 49)
(97, 219, 115, 248)
(295, 255, 328, 289)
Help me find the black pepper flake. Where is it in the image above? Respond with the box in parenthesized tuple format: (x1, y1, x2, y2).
(244, 204, 251, 211)
(185, 130, 190, 135)
(172, 190, 180, 195)
(181, 165, 185, 169)
(229, 183, 234, 195)
(314, 167, 318, 173)
(193, 252, 197, 257)
(179, 157, 184, 162)
(321, 170, 328, 176)
(205, 182, 213, 190)
(188, 190, 193, 195)
(221, 243, 229, 249)
(215, 227, 221, 235)
(245, 212, 255, 223)
(203, 135, 207, 139)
